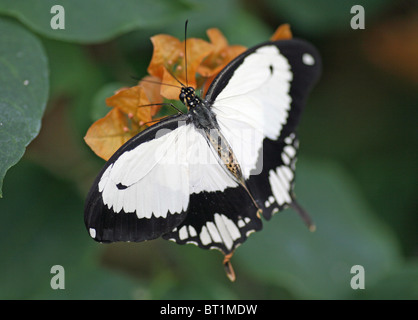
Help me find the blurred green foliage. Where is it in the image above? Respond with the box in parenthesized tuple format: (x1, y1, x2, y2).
(0, 0, 417, 299)
(0, 19, 48, 196)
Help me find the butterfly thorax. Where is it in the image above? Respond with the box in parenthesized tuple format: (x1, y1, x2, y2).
(179, 86, 204, 110)
(180, 86, 216, 129)
(180, 86, 246, 188)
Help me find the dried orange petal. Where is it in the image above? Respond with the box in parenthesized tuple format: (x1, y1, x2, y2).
(270, 24, 293, 41)
(148, 33, 213, 99)
(84, 108, 137, 160)
(147, 35, 182, 80)
(198, 28, 246, 77)
(106, 85, 153, 124)
(138, 75, 164, 116)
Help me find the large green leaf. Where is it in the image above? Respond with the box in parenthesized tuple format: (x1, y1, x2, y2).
(0, 160, 137, 299)
(264, 0, 393, 36)
(0, 18, 49, 197)
(0, 0, 191, 44)
(235, 159, 402, 299)
(357, 260, 418, 300)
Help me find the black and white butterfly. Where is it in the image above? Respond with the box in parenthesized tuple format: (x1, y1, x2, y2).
(84, 35, 321, 277)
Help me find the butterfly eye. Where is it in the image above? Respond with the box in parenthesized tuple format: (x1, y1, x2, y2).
(179, 92, 185, 102)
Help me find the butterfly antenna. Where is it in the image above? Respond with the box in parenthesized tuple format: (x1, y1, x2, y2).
(138, 102, 184, 114)
(164, 68, 186, 87)
(184, 19, 189, 86)
(134, 76, 182, 89)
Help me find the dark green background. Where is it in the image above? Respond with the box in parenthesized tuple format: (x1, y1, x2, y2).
(0, 0, 416, 299)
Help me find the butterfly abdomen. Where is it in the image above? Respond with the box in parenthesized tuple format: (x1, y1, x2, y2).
(204, 128, 243, 182)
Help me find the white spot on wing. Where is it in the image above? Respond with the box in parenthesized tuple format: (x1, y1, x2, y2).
(214, 214, 233, 250)
(302, 53, 315, 65)
(269, 169, 286, 205)
(281, 165, 294, 181)
(179, 225, 188, 240)
(269, 166, 293, 206)
(282, 152, 290, 165)
(275, 168, 292, 203)
(220, 214, 241, 241)
(89, 228, 96, 238)
(284, 145, 296, 158)
(246, 230, 256, 237)
(206, 222, 222, 243)
(188, 225, 197, 237)
(200, 226, 211, 245)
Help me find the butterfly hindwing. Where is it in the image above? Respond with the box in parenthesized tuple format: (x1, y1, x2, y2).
(162, 185, 262, 254)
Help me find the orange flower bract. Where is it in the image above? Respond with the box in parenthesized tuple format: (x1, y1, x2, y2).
(198, 28, 247, 78)
(84, 24, 293, 160)
(84, 108, 136, 161)
(148, 35, 213, 99)
(270, 23, 292, 41)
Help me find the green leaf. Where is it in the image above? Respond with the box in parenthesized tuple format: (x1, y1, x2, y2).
(264, 0, 393, 36)
(235, 159, 402, 299)
(0, 160, 137, 299)
(42, 39, 104, 97)
(0, 0, 242, 44)
(221, 8, 271, 47)
(0, 18, 49, 197)
(0, 0, 188, 44)
(357, 260, 418, 300)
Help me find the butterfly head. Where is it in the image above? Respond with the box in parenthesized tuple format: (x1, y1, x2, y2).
(179, 86, 201, 109)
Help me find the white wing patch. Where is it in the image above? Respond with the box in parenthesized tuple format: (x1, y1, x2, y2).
(168, 213, 255, 251)
(268, 133, 298, 207)
(212, 45, 293, 178)
(269, 167, 293, 206)
(98, 124, 237, 219)
(302, 53, 315, 66)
